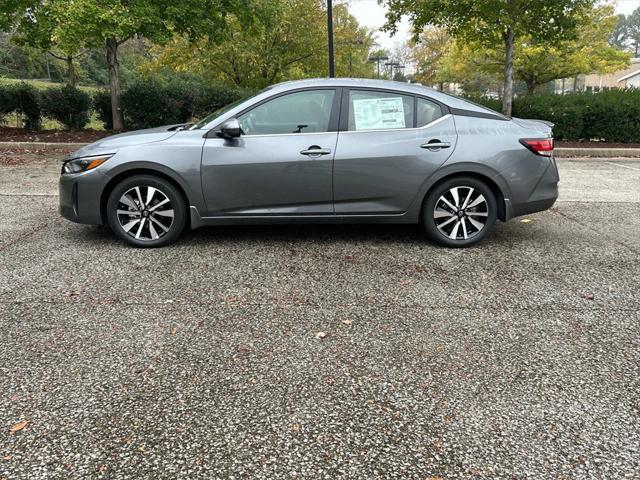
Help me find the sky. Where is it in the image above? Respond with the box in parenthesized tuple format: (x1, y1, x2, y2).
(348, 0, 640, 53)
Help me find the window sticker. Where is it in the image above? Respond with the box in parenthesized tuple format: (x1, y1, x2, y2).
(353, 97, 406, 130)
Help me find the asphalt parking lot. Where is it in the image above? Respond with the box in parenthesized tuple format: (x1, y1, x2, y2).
(1, 150, 639, 479)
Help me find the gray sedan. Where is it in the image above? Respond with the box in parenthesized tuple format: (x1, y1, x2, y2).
(59, 78, 558, 248)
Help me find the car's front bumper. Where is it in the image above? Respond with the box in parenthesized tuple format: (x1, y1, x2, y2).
(59, 170, 106, 225)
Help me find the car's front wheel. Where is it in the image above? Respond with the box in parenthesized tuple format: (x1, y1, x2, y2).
(423, 176, 497, 248)
(106, 175, 186, 248)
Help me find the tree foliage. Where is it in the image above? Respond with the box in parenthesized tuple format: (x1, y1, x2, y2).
(145, 0, 374, 89)
(384, 0, 595, 115)
(410, 4, 629, 95)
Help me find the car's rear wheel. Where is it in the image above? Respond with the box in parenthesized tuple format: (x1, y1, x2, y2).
(423, 176, 497, 248)
(106, 175, 186, 248)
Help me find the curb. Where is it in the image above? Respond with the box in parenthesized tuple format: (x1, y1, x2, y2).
(555, 147, 640, 158)
(0, 142, 88, 148)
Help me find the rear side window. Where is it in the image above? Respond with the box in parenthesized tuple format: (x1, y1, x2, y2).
(417, 97, 443, 127)
(348, 90, 414, 131)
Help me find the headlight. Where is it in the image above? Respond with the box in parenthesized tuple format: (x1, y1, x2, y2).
(62, 154, 113, 174)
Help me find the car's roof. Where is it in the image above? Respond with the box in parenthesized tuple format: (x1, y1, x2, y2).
(268, 78, 497, 115)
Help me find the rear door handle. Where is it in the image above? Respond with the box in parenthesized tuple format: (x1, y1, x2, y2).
(300, 146, 331, 156)
(420, 141, 451, 149)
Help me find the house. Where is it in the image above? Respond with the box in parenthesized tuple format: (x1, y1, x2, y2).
(582, 58, 640, 91)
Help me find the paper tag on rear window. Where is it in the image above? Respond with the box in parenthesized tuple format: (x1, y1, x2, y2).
(353, 97, 405, 130)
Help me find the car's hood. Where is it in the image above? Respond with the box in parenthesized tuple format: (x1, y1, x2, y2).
(70, 124, 187, 158)
(511, 117, 554, 135)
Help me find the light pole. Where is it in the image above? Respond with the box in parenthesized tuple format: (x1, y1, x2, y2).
(368, 55, 389, 79)
(384, 61, 399, 79)
(327, 0, 335, 78)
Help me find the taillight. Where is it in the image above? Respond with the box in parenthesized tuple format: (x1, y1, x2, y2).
(519, 138, 554, 157)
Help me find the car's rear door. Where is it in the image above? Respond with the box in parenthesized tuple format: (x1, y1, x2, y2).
(200, 88, 340, 215)
(333, 89, 457, 214)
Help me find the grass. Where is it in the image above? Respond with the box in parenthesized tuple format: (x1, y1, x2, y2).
(0, 77, 102, 95)
(1, 112, 105, 131)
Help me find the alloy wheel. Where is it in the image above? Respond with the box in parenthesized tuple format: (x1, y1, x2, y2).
(116, 185, 175, 241)
(433, 186, 489, 241)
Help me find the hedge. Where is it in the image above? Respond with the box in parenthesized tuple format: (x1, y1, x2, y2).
(40, 85, 91, 130)
(0, 82, 41, 130)
(468, 89, 640, 142)
(3, 79, 640, 141)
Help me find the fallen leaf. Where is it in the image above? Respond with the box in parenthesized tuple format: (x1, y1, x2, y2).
(170, 326, 177, 335)
(9, 421, 28, 433)
(520, 218, 533, 224)
(122, 435, 132, 444)
(97, 464, 107, 473)
(9, 394, 18, 401)
(315, 331, 327, 339)
(292, 422, 301, 433)
(3, 455, 12, 461)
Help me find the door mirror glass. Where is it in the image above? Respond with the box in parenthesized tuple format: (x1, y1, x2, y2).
(217, 118, 242, 138)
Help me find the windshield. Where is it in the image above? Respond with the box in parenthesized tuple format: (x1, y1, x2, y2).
(190, 97, 248, 130)
(190, 87, 273, 130)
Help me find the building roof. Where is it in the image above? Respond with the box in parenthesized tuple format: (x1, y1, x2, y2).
(617, 69, 640, 83)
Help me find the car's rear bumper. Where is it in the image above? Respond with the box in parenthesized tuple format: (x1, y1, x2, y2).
(508, 156, 559, 219)
(59, 170, 106, 225)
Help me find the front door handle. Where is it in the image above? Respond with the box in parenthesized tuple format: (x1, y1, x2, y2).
(300, 146, 331, 156)
(420, 141, 451, 150)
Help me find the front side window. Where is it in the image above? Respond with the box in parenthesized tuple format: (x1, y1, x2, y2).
(348, 90, 414, 131)
(238, 90, 335, 136)
(417, 97, 443, 127)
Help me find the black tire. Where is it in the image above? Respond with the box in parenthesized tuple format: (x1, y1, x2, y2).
(422, 176, 497, 248)
(106, 174, 186, 248)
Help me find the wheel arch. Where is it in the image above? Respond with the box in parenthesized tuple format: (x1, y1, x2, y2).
(100, 167, 191, 226)
(419, 166, 509, 222)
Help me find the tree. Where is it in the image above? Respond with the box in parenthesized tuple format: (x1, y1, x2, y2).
(146, 0, 374, 88)
(430, 5, 630, 95)
(384, 0, 595, 116)
(409, 27, 451, 89)
(609, 14, 628, 50)
(627, 7, 640, 57)
(3, 0, 245, 130)
(8, 1, 88, 87)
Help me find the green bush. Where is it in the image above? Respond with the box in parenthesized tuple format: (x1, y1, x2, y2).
(465, 89, 640, 142)
(93, 89, 113, 130)
(121, 78, 193, 130)
(120, 72, 256, 130)
(40, 85, 91, 130)
(0, 82, 41, 130)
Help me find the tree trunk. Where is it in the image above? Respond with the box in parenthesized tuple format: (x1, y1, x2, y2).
(106, 37, 124, 131)
(501, 28, 515, 117)
(66, 56, 76, 87)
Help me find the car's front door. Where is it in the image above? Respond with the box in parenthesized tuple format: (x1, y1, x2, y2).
(201, 88, 339, 215)
(333, 89, 458, 214)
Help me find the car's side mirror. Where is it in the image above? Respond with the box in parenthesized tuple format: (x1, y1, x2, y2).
(217, 118, 241, 138)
